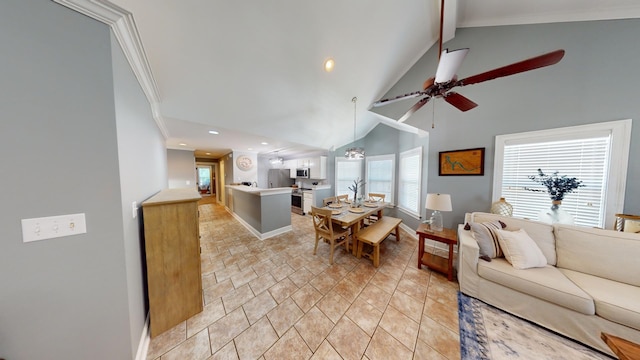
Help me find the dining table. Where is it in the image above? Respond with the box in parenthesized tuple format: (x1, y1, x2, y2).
(324, 201, 389, 255)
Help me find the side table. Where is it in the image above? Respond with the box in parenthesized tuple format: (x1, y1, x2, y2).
(601, 332, 640, 360)
(416, 224, 457, 281)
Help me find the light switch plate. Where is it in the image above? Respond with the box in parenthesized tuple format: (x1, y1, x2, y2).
(21, 213, 87, 243)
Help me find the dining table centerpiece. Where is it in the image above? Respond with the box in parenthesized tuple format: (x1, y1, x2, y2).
(526, 168, 585, 224)
(348, 178, 365, 208)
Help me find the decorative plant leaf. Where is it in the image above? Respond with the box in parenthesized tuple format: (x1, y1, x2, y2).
(526, 169, 584, 201)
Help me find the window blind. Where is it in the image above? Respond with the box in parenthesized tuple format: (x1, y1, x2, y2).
(366, 155, 395, 203)
(398, 147, 422, 216)
(335, 158, 363, 197)
(501, 136, 610, 228)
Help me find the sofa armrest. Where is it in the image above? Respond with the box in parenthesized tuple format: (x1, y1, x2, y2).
(457, 224, 481, 297)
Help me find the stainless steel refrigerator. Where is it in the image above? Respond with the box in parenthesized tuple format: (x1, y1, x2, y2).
(267, 169, 294, 188)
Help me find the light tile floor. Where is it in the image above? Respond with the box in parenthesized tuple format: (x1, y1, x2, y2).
(147, 197, 461, 360)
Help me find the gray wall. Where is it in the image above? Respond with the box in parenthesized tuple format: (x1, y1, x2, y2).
(0, 1, 166, 359)
(167, 148, 196, 189)
(372, 19, 640, 228)
(111, 32, 168, 357)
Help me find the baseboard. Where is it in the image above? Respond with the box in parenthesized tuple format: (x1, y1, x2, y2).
(135, 313, 150, 360)
(227, 209, 292, 240)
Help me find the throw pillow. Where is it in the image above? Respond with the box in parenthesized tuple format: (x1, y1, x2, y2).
(496, 228, 547, 270)
(469, 220, 506, 258)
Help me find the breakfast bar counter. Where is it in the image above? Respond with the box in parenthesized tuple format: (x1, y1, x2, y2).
(226, 185, 292, 240)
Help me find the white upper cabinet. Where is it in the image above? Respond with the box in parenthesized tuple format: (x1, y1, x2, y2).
(308, 156, 327, 179)
(285, 156, 327, 179)
(283, 159, 297, 178)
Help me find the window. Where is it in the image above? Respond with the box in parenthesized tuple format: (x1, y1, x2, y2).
(398, 147, 422, 217)
(365, 154, 395, 204)
(493, 120, 632, 228)
(335, 157, 363, 197)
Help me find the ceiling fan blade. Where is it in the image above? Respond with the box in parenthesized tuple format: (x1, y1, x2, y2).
(457, 49, 565, 86)
(372, 91, 425, 107)
(443, 92, 478, 112)
(435, 48, 469, 84)
(398, 97, 431, 123)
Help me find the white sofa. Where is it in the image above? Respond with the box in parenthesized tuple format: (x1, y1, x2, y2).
(458, 212, 640, 356)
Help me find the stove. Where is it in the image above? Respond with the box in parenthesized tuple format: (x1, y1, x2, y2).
(291, 192, 303, 214)
(291, 188, 312, 214)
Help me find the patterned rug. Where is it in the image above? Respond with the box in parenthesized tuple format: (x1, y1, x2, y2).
(457, 292, 613, 360)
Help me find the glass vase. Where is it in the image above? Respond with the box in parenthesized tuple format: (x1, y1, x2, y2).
(538, 200, 574, 225)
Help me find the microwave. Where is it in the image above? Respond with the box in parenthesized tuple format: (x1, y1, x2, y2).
(296, 168, 310, 178)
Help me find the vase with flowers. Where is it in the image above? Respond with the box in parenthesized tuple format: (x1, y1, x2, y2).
(526, 169, 585, 224)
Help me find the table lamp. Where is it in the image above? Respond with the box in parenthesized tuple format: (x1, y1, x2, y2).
(425, 193, 452, 232)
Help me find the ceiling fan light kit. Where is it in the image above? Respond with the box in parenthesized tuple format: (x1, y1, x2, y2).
(345, 96, 365, 159)
(373, 0, 565, 124)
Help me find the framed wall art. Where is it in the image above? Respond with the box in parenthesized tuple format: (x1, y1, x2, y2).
(439, 147, 485, 176)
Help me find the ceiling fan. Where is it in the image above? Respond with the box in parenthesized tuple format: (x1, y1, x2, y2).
(372, 0, 565, 123)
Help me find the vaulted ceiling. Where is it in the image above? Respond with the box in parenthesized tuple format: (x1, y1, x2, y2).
(59, 0, 640, 159)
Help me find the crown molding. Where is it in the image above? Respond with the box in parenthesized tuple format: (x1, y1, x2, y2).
(53, 0, 168, 139)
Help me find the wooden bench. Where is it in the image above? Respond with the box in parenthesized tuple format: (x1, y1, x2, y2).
(355, 216, 402, 267)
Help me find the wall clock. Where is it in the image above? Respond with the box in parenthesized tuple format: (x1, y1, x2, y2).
(236, 155, 253, 171)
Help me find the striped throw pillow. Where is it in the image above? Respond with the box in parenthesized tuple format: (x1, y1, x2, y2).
(469, 220, 507, 258)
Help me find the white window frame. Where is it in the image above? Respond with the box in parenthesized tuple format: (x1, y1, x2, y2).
(334, 156, 363, 198)
(493, 119, 632, 228)
(365, 154, 395, 205)
(398, 147, 423, 218)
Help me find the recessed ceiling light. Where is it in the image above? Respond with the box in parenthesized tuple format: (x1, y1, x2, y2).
(324, 58, 335, 72)
(208, 130, 219, 135)
(179, 143, 187, 146)
(206, 152, 211, 155)
(261, 142, 268, 145)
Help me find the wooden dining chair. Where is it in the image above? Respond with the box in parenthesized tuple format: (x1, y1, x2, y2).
(366, 193, 386, 224)
(368, 193, 386, 202)
(336, 194, 349, 203)
(323, 196, 336, 206)
(311, 206, 350, 264)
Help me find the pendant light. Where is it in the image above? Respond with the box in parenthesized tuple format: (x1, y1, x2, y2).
(269, 151, 283, 165)
(345, 96, 365, 159)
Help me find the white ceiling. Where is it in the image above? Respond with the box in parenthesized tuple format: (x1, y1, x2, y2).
(103, 0, 640, 159)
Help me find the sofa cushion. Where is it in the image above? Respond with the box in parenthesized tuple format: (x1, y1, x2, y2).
(470, 220, 506, 258)
(555, 224, 640, 287)
(478, 258, 594, 314)
(496, 229, 548, 269)
(469, 212, 557, 265)
(561, 269, 640, 331)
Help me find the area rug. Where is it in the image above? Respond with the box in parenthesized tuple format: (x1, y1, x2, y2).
(457, 292, 613, 360)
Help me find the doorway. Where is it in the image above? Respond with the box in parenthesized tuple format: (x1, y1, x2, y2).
(196, 165, 213, 196)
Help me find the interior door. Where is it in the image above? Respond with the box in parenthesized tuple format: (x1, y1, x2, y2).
(196, 165, 212, 196)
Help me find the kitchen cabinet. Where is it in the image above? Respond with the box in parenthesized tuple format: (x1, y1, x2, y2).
(287, 156, 327, 179)
(142, 189, 203, 337)
(308, 156, 327, 179)
(303, 191, 313, 214)
(297, 158, 310, 168)
(283, 159, 297, 178)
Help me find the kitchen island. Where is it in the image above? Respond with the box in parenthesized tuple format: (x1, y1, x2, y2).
(226, 185, 292, 240)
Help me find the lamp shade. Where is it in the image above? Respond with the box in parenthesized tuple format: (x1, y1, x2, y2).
(425, 193, 452, 211)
